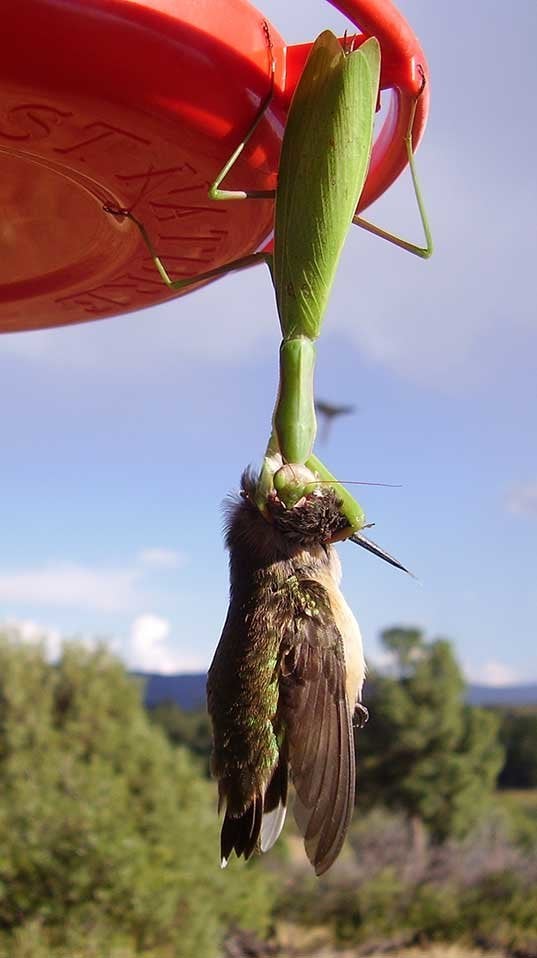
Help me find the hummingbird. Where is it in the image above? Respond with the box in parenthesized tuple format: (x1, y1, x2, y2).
(206, 469, 369, 876)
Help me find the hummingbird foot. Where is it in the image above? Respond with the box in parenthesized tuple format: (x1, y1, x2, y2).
(353, 702, 369, 728)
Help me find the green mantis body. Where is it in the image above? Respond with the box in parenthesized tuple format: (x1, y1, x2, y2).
(106, 27, 431, 563)
(259, 32, 379, 532)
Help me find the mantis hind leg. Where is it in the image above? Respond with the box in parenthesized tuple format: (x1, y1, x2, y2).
(353, 90, 433, 259)
(103, 20, 277, 289)
(105, 206, 271, 291)
(209, 21, 276, 204)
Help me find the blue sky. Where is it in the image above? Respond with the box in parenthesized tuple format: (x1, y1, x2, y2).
(1, 0, 536, 685)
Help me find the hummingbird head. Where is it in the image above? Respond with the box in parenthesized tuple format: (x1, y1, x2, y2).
(223, 470, 348, 587)
(272, 462, 316, 508)
(241, 468, 349, 548)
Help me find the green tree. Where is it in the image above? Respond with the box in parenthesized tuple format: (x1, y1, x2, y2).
(150, 701, 212, 773)
(359, 628, 504, 848)
(498, 710, 537, 789)
(0, 633, 274, 957)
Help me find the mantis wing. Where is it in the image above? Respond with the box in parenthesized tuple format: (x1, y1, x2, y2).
(273, 31, 381, 341)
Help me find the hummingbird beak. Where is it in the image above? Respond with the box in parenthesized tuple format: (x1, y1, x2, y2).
(350, 533, 414, 576)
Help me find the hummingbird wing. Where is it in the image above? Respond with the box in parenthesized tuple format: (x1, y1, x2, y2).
(278, 579, 355, 876)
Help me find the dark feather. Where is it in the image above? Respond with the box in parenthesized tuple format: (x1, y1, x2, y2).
(278, 580, 356, 876)
(220, 797, 261, 866)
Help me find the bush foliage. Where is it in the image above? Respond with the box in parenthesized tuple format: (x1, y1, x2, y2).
(0, 635, 274, 958)
(277, 805, 537, 955)
(0, 628, 534, 957)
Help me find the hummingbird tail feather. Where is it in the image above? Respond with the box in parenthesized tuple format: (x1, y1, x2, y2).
(259, 802, 287, 853)
(220, 750, 289, 864)
(260, 750, 289, 853)
(220, 794, 263, 867)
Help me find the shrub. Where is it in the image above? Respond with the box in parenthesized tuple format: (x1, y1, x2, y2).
(0, 635, 275, 958)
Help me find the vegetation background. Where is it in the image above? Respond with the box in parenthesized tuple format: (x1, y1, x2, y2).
(0, 628, 535, 958)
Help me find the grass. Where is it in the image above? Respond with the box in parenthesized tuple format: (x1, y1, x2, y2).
(495, 789, 537, 850)
(273, 921, 508, 957)
(361, 949, 505, 958)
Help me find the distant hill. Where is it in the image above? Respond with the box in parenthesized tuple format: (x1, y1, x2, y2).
(466, 683, 537, 707)
(134, 671, 537, 711)
(134, 672, 206, 710)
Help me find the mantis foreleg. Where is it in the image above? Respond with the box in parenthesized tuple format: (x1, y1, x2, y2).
(260, 336, 370, 539)
(305, 453, 365, 534)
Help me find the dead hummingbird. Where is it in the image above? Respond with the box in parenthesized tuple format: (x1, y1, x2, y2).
(206, 469, 369, 876)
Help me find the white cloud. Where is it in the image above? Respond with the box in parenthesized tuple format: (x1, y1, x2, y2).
(506, 482, 537, 518)
(467, 660, 521, 688)
(1, 618, 63, 661)
(0, 612, 205, 676)
(137, 548, 186, 570)
(2, 611, 205, 676)
(0, 562, 139, 613)
(125, 614, 206, 674)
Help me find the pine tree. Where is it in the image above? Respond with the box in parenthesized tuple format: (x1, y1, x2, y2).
(359, 628, 504, 848)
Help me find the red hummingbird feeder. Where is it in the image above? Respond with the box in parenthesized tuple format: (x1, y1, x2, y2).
(0, 0, 429, 333)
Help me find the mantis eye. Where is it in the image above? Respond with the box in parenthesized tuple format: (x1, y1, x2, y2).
(273, 464, 317, 508)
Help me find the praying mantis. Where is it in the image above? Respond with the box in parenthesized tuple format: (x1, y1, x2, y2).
(105, 26, 432, 874)
(106, 27, 430, 567)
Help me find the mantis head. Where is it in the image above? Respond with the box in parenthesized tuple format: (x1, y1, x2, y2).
(272, 463, 318, 508)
